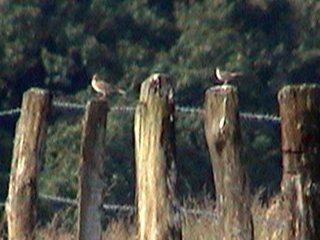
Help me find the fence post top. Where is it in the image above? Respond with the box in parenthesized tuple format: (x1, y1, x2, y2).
(25, 87, 50, 93)
(139, 73, 174, 102)
(278, 84, 320, 97)
(143, 73, 172, 87)
(206, 84, 237, 92)
(205, 85, 238, 98)
(147, 72, 170, 78)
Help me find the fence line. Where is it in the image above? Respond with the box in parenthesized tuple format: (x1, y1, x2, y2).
(52, 101, 85, 114)
(37, 193, 287, 229)
(0, 193, 287, 229)
(240, 112, 280, 124)
(0, 101, 280, 124)
(7, 84, 317, 239)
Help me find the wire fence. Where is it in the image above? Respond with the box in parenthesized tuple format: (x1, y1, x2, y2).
(0, 99, 284, 230)
(37, 193, 286, 228)
(0, 194, 290, 229)
(0, 100, 280, 124)
(1, 189, 287, 228)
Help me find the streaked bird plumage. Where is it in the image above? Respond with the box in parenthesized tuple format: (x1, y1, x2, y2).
(91, 74, 126, 99)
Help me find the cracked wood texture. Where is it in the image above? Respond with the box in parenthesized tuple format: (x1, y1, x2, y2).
(78, 100, 108, 240)
(278, 85, 320, 240)
(134, 74, 181, 240)
(203, 85, 253, 240)
(6, 88, 51, 240)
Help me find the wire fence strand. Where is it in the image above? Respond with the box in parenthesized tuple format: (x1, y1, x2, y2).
(0, 108, 21, 118)
(52, 101, 85, 114)
(37, 193, 287, 228)
(0, 101, 280, 124)
(240, 112, 280, 124)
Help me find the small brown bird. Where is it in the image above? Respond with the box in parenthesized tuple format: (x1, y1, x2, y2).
(91, 74, 126, 99)
(215, 67, 243, 84)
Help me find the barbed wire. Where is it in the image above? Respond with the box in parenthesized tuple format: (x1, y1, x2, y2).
(39, 193, 218, 218)
(240, 112, 280, 124)
(0, 108, 21, 118)
(0, 193, 287, 229)
(0, 101, 280, 124)
(110, 105, 135, 113)
(179, 207, 218, 219)
(39, 194, 136, 213)
(38, 193, 286, 228)
(39, 193, 215, 216)
(52, 101, 85, 114)
(175, 106, 202, 114)
(40, 193, 77, 206)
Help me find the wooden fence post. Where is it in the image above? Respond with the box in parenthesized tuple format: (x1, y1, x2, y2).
(6, 88, 51, 240)
(203, 85, 253, 240)
(278, 84, 320, 240)
(134, 74, 181, 240)
(77, 100, 108, 240)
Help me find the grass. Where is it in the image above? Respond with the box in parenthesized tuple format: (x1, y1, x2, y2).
(29, 194, 287, 240)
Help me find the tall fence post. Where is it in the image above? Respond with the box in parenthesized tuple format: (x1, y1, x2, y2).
(77, 100, 108, 240)
(278, 84, 320, 240)
(134, 74, 181, 240)
(203, 85, 253, 240)
(6, 88, 51, 240)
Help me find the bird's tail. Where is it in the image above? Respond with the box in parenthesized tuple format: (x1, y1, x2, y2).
(116, 88, 126, 95)
(230, 72, 243, 77)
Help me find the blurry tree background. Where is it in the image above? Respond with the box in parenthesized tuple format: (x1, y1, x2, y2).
(1, 0, 320, 223)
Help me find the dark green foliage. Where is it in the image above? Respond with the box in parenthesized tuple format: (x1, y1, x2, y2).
(1, 0, 320, 224)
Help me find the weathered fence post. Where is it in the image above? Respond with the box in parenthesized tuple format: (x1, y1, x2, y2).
(278, 84, 320, 240)
(203, 85, 253, 240)
(134, 74, 181, 240)
(6, 88, 51, 240)
(77, 100, 108, 240)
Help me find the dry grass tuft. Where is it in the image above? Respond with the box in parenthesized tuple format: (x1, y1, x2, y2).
(103, 218, 136, 240)
(183, 215, 218, 240)
(252, 193, 286, 240)
(181, 197, 218, 240)
(37, 228, 74, 240)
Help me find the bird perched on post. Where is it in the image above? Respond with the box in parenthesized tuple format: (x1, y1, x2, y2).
(214, 67, 243, 85)
(91, 74, 126, 99)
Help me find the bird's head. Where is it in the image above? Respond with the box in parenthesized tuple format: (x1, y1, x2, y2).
(92, 74, 101, 84)
(215, 67, 222, 80)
